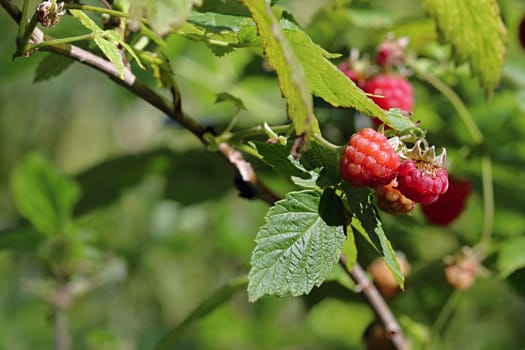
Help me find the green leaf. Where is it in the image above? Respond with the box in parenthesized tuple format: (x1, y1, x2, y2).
(343, 186, 404, 288)
(75, 149, 234, 215)
(498, 236, 525, 278)
(248, 190, 346, 301)
(300, 138, 342, 188)
(69, 9, 102, 32)
(318, 188, 347, 227)
(242, 0, 320, 139)
(34, 54, 75, 83)
(103, 30, 145, 69)
(251, 141, 310, 179)
(0, 226, 44, 251)
(382, 108, 417, 130)
(341, 228, 357, 271)
(423, 0, 507, 94)
(94, 36, 125, 79)
(10, 154, 81, 235)
(215, 92, 247, 111)
(282, 19, 386, 120)
(134, 0, 202, 35)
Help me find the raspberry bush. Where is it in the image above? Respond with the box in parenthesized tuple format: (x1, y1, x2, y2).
(0, 0, 524, 349)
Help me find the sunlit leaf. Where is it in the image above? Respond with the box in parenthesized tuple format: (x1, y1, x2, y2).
(94, 36, 125, 79)
(242, 0, 320, 139)
(423, 0, 507, 94)
(69, 9, 102, 32)
(248, 190, 346, 301)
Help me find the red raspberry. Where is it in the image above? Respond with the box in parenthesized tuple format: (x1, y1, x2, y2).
(421, 176, 471, 225)
(340, 128, 400, 188)
(363, 74, 414, 112)
(375, 179, 416, 216)
(338, 61, 359, 84)
(396, 159, 449, 205)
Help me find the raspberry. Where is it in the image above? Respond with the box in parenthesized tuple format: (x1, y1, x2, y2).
(375, 179, 416, 216)
(444, 251, 479, 290)
(396, 159, 448, 205)
(368, 253, 410, 299)
(340, 128, 400, 188)
(338, 61, 360, 85)
(421, 176, 471, 225)
(363, 74, 414, 112)
(375, 35, 409, 67)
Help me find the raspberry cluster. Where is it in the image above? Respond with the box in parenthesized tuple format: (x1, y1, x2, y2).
(340, 130, 449, 214)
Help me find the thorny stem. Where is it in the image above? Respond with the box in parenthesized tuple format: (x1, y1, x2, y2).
(340, 255, 408, 350)
(413, 66, 495, 257)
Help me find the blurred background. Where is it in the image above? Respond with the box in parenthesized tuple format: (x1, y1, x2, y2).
(1, 0, 525, 349)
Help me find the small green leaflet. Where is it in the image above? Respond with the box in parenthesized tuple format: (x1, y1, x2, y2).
(242, 0, 320, 140)
(248, 190, 346, 301)
(10, 154, 81, 236)
(69, 9, 101, 33)
(423, 0, 507, 94)
(94, 36, 126, 79)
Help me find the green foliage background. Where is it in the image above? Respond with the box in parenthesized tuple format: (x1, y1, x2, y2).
(1, 0, 525, 349)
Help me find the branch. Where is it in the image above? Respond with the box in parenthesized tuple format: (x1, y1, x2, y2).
(339, 255, 408, 350)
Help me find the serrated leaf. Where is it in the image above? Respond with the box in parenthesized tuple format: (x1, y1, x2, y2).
(498, 236, 525, 278)
(242, 0, 320, 140)
(248, 190, 346, 301)
(281, 19, 386, 120)
(215, 92, 247, 110)
(94, 36, 125, 79)
(10, 154, 81, 236)
(423, 0, 506, 94)
(343, 186, 404, 288)
(69, 9, 102, 32)
(382, 108, 417, 130)
(34, 54, 75, 83)
(0, 226, 44, 251)
(252, 141, 310, 179)
(103, 30, 145, 69)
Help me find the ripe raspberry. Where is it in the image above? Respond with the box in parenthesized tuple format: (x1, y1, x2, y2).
(340, 128, 400, 188)
(363, 74, 414, 112)
(375, 179, 416, 216)
(421, 176, 471, 225)
(397, 159, 448, 205)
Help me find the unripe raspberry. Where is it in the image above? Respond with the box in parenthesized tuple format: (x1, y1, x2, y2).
(368, 253, 410, 299)
(444, 254, 479, 290)
(375, 179, 416, 216)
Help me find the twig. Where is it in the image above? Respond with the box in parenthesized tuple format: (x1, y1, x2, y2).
(340, 255, 408, 350)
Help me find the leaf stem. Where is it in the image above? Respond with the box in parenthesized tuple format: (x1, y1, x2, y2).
(31, 33, 96, 50)
(16, 0, 29, 41)
(64, 4, 128, 18)
(154, 275, 249, 350)
(15, 3, 39, 56)
(428, 290, 462, 348)
(339, 256, 408, 350)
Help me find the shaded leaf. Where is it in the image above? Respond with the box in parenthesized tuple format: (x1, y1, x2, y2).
(10, 154, 81, 235)
(300, 138, 342, 188)
(498, 236, 525, 278)
(75, 149, 234, 215)
(242, 0, 320, 139)
(0, 226, 44, 251)
(251, 141, 310, 179)
(248, 190, 346, 301)
(343, 186, 404, 288)
(423, 0, 507, 94)
(318, 188, 347, 227)
(342, 228, 357, 271)
(215, 92, 247, 110)
(34, 54, 75, 83)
